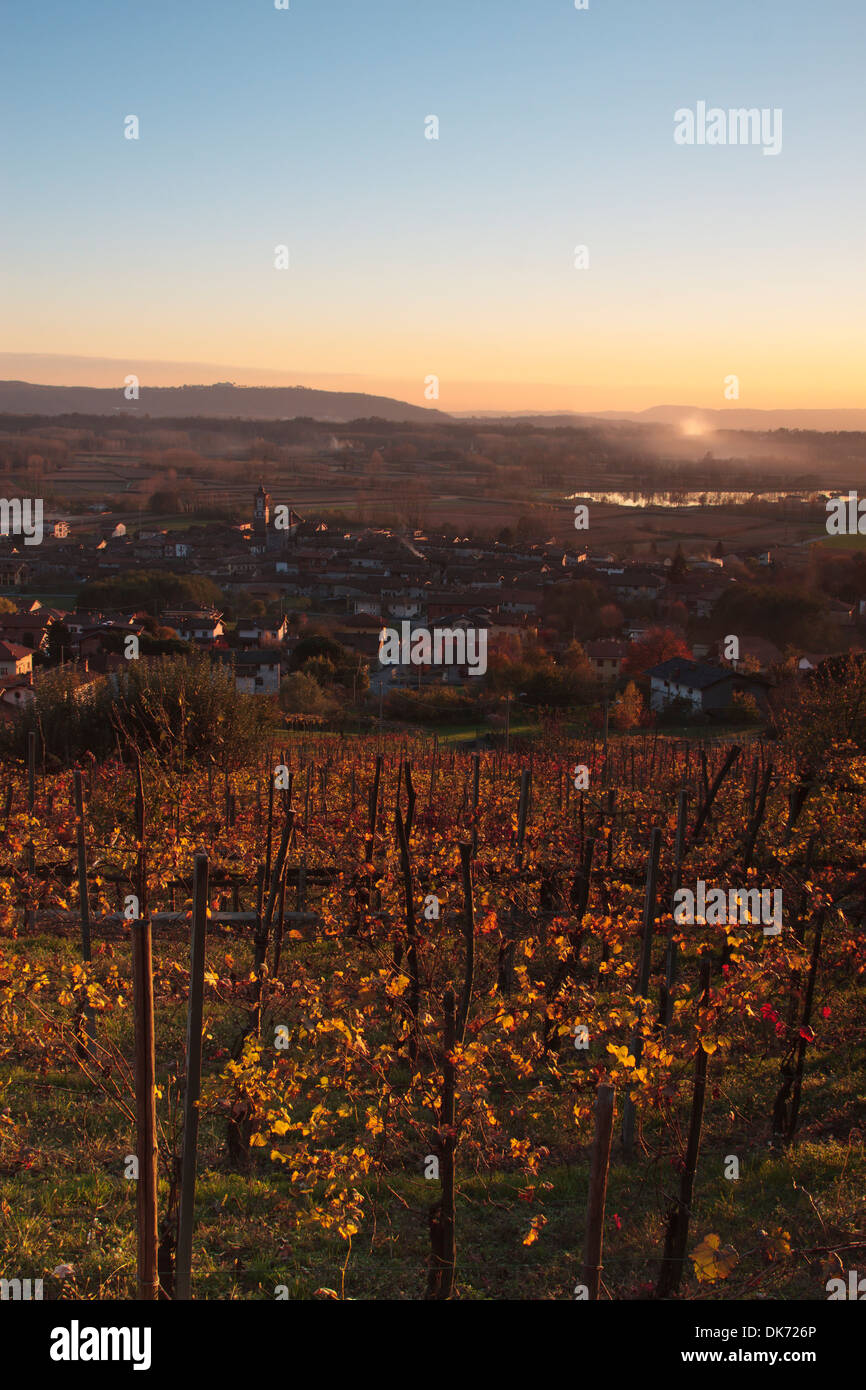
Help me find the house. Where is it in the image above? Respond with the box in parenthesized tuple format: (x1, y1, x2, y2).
(584, 639, 628, 685)
(647, 657, 770, 715)
(664, 577, 732, 620)
(609, 567, 664, 602)
(0, 611, 56, 651)
(379, 614, 490, 686)
(78, 622, 146, 659)
(0, 559, 30, 587)
(218, 648, 282, 696)
(164, 610, 225, 644)
(0, 676, 35, 713)
(0, 641, 34, 678)
(499, 588, 543, 616)
(236, 616, 288, 645)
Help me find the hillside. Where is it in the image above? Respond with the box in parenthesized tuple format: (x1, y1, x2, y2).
(0, 380, 451, 424)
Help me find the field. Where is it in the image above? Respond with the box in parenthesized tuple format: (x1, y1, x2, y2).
(1, 727, 864, 1302)
(19, 444, 831, 553)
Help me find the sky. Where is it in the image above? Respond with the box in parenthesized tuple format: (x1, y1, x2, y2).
(1, 0, 865, 413)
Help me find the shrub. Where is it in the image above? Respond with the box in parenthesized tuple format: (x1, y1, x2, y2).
(5, 654, 268, 767)
(727, 690, 763, 724)
(279, 672, 336, 716)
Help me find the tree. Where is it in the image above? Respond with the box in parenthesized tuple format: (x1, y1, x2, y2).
(669, 544, 688, 583)
(728, 690, 762, 723)
(301, 655, 338, 687)
(599, 603, 623, 633)
(562, 639, 591, 672)
(544, 579, 602, 640)
(279, 671, 333, 716)
(78, 570, 222, 613)
(47, 621, 72, 664)
(290, 633, 348, 669)
(773, 653, 866, 769)
(623, 627, 692, 676)
(148, 489, 185, 514)
(713, 585, 832, 650)
(610, 681, 644, 730)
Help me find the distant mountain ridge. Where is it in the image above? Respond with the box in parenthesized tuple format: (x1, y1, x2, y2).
(1, 379, 863, 431)
(0, 380, 450, 424)
(459, 405, 866, 431)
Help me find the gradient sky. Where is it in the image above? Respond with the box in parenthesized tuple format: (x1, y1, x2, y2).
(1, 0, 865, 412)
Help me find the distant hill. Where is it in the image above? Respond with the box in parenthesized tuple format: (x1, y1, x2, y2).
(601, 405, 866, 431)
(458, 405, 866, 432)
(0, 380, 450, 424)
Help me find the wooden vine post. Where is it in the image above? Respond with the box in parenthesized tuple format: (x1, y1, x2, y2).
(773, 909, 826, 1145)
(656, 956, 711, 1297)
(498, 768, 530, 995)
(621, 827, 661, 1156)
(457, 842, 475, 1043)
(73, 767, 95, 1057)
(394, 806, 420, 1064)
(659, 790, 687, 1030)
(131, 914, 159, 1300)
(427, 988, 457, 1300)
(73, 768, 92, 962)
(174, 852, 209, 1300)
(582, 1083, 616, 1300)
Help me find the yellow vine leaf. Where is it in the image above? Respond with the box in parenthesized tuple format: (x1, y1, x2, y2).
(690, 1233, 739, 1282)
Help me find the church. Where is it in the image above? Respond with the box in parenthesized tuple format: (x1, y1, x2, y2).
(252, 482, 302, 553)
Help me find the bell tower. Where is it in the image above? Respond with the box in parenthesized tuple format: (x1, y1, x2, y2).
(253, 482, 270, 541)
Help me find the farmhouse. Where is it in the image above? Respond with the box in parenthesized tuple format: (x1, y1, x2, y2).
(647, 656, 769, 714)
(584, 639, 628, 685)
(217, 648, 282, 696)
(0, 640, 35, 678)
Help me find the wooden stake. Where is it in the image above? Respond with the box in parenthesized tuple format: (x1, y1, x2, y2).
(427, 988, 457, 1300)
(457, 842, 475, 1044)
(622, 827, 661, 1156)
(395, 806, 420, 1064)
(582, 1083, 615, 1300)
(656, 957, 711, 1297)
(175, 853, 208, 1301)
(660, 790, 687, 1030)
(131, 917, 159, 1301)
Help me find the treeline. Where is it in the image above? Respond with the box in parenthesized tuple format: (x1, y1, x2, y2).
(78, 571, 223, 612)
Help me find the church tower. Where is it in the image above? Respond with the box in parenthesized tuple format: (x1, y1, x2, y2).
(253, 482, 270, 542)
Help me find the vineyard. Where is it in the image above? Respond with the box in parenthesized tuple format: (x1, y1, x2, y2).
(1, 723, 864, 1302)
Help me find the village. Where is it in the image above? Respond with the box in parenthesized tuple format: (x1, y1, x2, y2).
(0, 479, 863, 732)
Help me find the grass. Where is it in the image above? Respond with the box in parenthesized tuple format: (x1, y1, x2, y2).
(818, 534, 866, 552)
